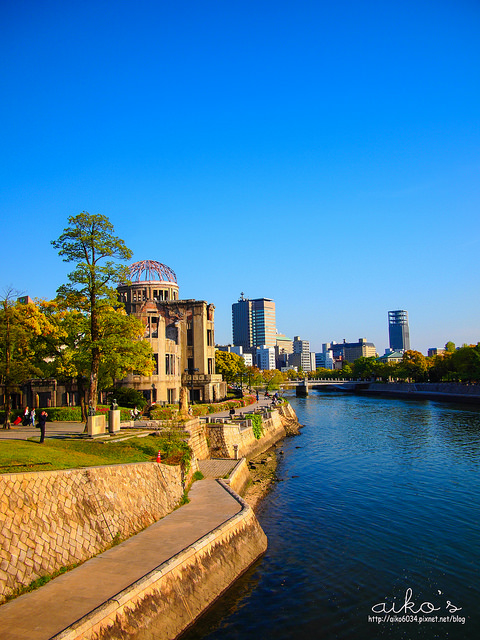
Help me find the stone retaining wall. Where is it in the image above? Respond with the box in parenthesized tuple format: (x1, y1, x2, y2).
(224, 459, 251, 496)
(52, 482, 267, 640)
(207, 408, 287, 460)
(0, 463, 184, 603)
(364, 382, 480, 402)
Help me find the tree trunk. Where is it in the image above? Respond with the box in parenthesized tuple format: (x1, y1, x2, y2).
(89, 346, 100, 408)
(2, 390, 11, 429)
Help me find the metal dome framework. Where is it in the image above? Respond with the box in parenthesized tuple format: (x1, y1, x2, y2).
(129, 260, 177, 284)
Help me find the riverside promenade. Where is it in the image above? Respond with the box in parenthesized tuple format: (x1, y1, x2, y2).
(0, 398, 276, 639)
(0, 396, 276, 441)
(0, 478, 244, 640)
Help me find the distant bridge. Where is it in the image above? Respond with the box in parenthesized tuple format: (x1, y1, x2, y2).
(280, 379, 371, 396)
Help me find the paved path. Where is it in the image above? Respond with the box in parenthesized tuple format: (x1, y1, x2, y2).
(205, 396, 280, 418)
(0, 422, 86, 441)
(0, 479, 242, 640)
(198, 458, 239, 478)
(0, 397, 282, 442)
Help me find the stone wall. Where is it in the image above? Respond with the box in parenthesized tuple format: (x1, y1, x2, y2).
(224, 459, 251, 496)
(207, 407, 288, 460)
(0, 462, 184, 603)
(183, 418, 210, 460)
(52, 482, 267, 640)
(365, 382, 480, 400)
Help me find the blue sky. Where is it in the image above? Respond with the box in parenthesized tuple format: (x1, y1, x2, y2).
(1, 0, 479, 354)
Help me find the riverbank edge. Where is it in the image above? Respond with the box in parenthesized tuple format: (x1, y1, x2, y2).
(356, 388, 480, 405)
(52, 481, 267, 640)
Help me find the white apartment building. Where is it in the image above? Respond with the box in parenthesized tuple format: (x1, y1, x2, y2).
(256, 346, 276, 370)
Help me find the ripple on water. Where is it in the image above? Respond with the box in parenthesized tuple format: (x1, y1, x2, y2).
(180, 394, 480, 640)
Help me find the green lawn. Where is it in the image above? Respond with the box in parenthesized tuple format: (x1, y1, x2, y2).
(0, 435, 189, 474)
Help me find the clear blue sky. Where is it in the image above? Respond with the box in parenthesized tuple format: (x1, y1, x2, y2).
(1, 0, 479, 355)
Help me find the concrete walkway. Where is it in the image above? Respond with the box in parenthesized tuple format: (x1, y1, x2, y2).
(0, 479, 242, 640)
(0, 396, 281, 441)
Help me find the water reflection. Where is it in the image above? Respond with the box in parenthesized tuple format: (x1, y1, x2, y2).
(180, 394, 480, 640)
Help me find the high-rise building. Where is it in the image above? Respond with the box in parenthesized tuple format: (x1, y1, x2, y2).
(388, 310, 410, 352)
(287, 336, 316, 372)
(232, 294, 276, 350)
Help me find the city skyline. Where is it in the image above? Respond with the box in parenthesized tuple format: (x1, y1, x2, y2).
(1, 1, 479, 355)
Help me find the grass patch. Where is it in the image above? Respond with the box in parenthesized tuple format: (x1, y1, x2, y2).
(0, 435, 192, 475)
(4, 562, 82, 602)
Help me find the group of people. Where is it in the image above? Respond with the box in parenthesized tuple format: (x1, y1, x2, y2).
(12, 406, 48, 442)
(12, 406, 36, 427)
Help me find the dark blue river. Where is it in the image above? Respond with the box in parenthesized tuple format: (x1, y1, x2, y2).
(181, 393, 480, 639)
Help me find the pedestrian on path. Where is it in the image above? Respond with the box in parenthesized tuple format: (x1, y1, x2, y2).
(38, 411, 48, 443)
(256, 390, 259, 401)
(29, 408, 36, 427)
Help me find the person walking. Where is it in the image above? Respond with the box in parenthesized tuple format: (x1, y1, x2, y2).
(38, 411, 48, 443)
(23, 407, 30, 426)
(29, 408, 36, 427)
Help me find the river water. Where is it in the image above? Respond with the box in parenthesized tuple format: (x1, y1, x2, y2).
(181, 392, 480, 639)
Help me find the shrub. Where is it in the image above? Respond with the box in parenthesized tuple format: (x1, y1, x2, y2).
(106, 387, 147, 409)
(250, 414, 264, 439)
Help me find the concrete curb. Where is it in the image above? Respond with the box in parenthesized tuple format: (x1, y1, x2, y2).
(51, 480, 266, 640)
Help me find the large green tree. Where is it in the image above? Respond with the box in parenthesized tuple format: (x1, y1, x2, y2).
(52, 212, 133, 407)
(37, 299, 155, 418)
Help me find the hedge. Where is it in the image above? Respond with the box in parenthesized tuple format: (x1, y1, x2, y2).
(150, 395, 256, 420)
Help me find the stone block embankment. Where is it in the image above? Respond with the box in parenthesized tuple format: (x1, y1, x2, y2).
(0, 462, 184, 603)
(207, 410, 284, 460)
(51, 482, 267, 640)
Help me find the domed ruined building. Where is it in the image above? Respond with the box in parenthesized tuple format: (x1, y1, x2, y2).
(117, 260, 225, 405)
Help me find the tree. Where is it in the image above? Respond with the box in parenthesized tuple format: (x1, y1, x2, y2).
(445, 341, 456, 353)
(106, 387, 147, 409)
(0, 290, 55, 428)
(341, 362, 353, 378)
(96, 306, 154, 389)
(215, 350, 244, 384)
(52, 212, 132, 408)
(37, 299, 154, 419)
(399, 350, 429, 382)
(245, 365, 263, 387)
(352, 356, 377, 379)
(450, 344, 480, 382)
(262, 369, 285, 391)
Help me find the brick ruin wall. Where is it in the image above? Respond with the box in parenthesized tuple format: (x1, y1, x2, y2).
(0, 462, 184, 603)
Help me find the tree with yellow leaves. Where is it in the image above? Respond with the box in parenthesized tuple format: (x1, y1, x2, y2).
(0, 289, 56, 428)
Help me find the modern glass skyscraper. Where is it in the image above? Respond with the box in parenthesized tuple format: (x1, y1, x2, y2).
(232, 294, 276, 350)
(388, 310, 410, 352)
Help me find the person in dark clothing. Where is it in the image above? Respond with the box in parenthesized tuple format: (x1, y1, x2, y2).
(38, 411, 48, 443)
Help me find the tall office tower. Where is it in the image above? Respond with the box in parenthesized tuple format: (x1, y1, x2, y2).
(232, 294, 276, 350)
(388, 310, 410, 352)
